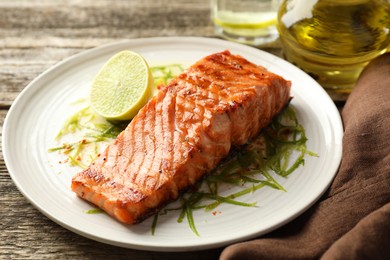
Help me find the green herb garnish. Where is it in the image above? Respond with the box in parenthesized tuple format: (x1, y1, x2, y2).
(85, 208, 104, 214)
(151, 105, 317, 236)
(50, 64, 317, 237)
(49, 106, 128, 168)
(150, 64, 184, 87)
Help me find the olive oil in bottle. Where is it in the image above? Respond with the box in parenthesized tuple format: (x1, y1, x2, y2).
(277, 0, 390, 100)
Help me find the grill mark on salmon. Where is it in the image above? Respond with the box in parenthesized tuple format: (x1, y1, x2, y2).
(136, 100, 155, 190)
(71, 50, 291, 224)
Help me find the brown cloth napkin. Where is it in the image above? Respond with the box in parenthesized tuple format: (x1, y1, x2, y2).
(220, 53, 390, 260)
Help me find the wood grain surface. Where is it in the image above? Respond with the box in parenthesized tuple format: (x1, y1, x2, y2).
(0, 0, 227, 258)
(2, 0, 386, 258)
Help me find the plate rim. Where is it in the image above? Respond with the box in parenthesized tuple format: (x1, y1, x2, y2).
(2, 36, 343, 252)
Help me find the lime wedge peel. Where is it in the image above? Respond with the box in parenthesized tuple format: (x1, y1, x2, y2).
(90, 50, 153, 121)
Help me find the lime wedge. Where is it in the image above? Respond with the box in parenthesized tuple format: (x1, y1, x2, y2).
(90, 50, 153, 121)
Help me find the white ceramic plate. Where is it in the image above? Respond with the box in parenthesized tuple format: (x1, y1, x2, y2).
(2, 37, 343, 252)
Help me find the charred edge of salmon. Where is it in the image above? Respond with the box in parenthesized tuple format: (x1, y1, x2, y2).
(71, 50, 292, 225)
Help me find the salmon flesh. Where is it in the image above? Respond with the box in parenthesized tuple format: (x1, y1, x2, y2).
(71, 50, 291, 224)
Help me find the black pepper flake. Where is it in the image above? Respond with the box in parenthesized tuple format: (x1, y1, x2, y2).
(233, 62, 243, 69)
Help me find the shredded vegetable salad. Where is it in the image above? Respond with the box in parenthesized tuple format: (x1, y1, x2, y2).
(49, 64, 317, 236)
(151, 105, 317, 236)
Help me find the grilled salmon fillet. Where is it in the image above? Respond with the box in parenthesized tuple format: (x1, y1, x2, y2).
(71, 50, 291, 224)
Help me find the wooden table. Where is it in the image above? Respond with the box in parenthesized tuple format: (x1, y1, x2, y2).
(0, 1, 311, 258)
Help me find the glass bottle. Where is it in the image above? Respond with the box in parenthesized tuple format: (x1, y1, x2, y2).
(277, 0, 390, 101)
